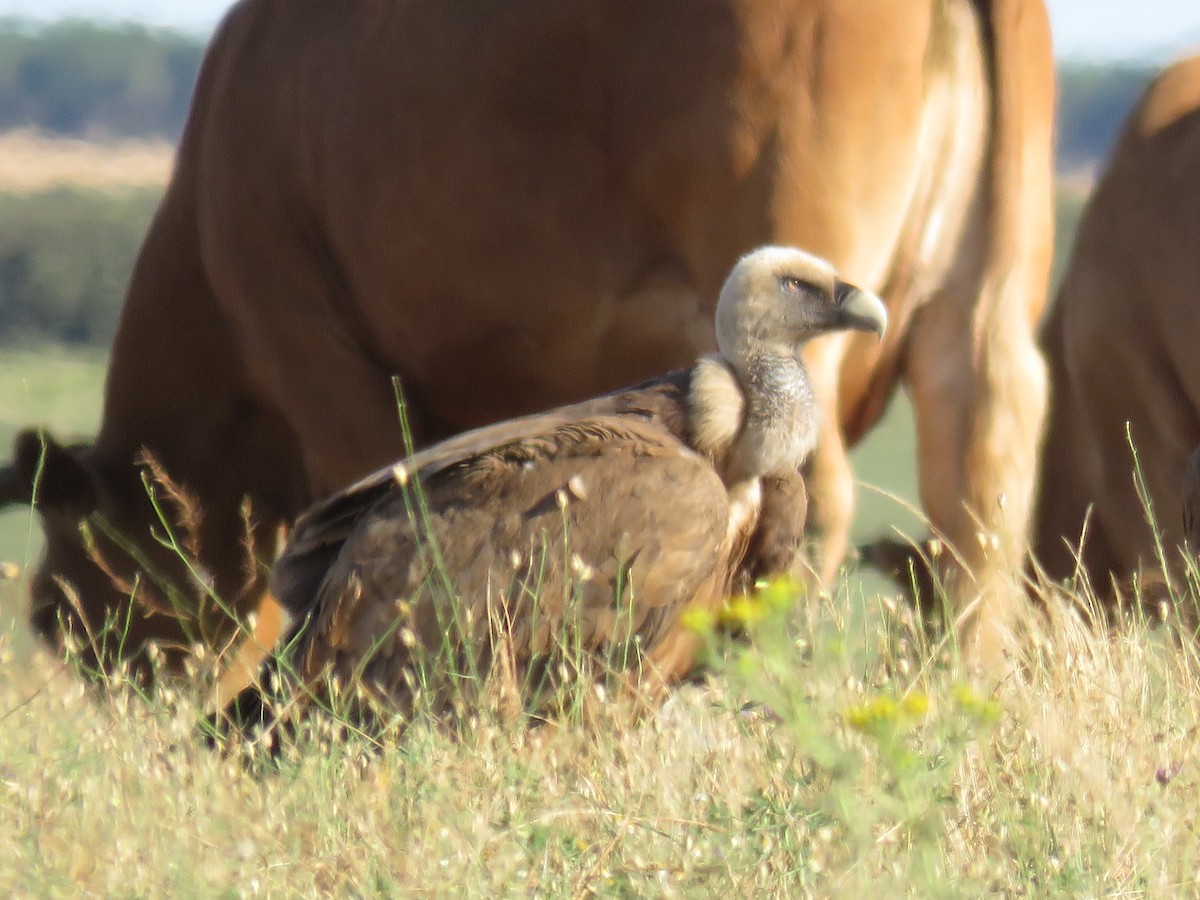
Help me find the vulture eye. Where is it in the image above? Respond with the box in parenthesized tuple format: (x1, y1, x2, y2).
(780, 275, 817, 295)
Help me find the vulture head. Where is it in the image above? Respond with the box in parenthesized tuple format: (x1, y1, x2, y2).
(703, 246, 887, 482)
(715, 245, 888, 366)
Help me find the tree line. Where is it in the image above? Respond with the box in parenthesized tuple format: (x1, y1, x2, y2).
(1057, 62, 1161, 171)
(0, 186, 160, 346)
(0, 18, 203, 140)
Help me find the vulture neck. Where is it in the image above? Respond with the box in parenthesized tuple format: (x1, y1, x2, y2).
(689, 349, 817, 485)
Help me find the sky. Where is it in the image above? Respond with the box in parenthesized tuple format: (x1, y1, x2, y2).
(0, 0, 1198, 61)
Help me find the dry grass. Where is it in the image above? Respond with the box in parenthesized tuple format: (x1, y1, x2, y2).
(2, 571, 1199, 896)
(0, 129, 172, 192)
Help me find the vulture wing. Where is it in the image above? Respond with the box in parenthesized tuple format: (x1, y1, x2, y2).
(280, 414, 731, 720)
(272, 370, 693, 615)
(743, 471, 809, 586)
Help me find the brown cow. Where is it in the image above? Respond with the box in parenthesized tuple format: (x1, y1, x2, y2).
(0, 0, 1054, 675)
(1034, 55, 1200, 597)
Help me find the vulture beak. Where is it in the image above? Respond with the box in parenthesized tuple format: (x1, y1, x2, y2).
(833, 282, 888, 337)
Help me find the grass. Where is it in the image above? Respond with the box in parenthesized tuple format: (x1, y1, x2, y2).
(4, 570, 1200, 894)
(5, 346, 1200, 894)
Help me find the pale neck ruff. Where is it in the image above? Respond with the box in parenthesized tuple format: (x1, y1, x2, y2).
(726, 351, 818, 481)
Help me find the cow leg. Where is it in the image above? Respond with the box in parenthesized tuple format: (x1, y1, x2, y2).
(1029, 324, 1105, 583)
(801, 338, 855, 588)
(1072, 347, 1200, 588)
(903, 281, 1047, 667)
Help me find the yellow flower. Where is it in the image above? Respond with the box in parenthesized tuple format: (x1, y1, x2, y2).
(713, 577, 804, 632)
(680, 607, 717, 635)
(753, 576, 805, 613)
(716, 595, 766, 629)
(900, 691, 929, 720)
(844, 695, 900, 733)
(844, 691, 928, 735)
(952, 683, 1001, 722)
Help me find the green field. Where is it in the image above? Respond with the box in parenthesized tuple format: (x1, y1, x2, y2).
(0, 346, 106, 633)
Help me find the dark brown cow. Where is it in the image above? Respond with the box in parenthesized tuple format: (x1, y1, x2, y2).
(1035, 55, 1200, 596)
(1, 0, 1054, 675)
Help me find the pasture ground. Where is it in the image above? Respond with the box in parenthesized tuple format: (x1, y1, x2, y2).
(3, 348, 1200, 894)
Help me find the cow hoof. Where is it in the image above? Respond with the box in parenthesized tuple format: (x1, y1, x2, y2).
(859, 536, 948, 624)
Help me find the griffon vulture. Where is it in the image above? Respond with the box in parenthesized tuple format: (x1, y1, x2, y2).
(221, 247, 886, 737)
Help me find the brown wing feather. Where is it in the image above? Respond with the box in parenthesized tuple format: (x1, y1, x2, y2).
(741, 470, 809, 587)
(288, 414, 731, 721)
(271, 369, 694, 617)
